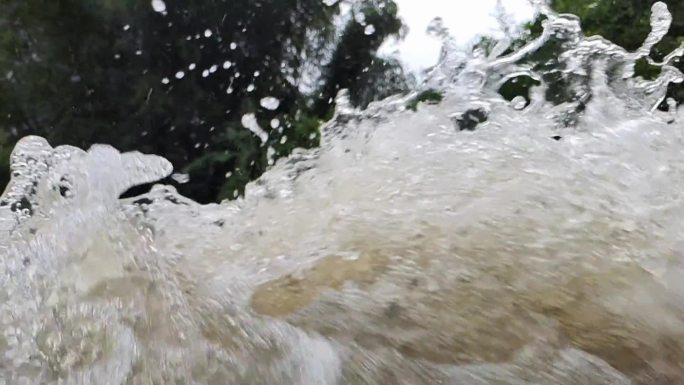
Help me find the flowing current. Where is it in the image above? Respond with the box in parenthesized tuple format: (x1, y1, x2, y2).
(2, 3, 684, 384)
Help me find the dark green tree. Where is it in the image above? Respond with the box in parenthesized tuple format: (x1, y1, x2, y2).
(314, 0, 407, 116)
(0, 0, 406, 202)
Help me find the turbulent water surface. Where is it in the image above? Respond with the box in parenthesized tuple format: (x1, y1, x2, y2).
(2, 2, 684, 384)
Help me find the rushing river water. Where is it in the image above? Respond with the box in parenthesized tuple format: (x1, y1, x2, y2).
(2, 2, 684, 384)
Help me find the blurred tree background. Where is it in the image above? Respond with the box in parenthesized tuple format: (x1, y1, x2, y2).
(0, 0, 408, 202)
(0, 0, 682, 202)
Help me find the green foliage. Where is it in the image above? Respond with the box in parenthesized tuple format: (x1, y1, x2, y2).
(0, 130, 10, 190)
(314, 0, 407, 116)
(406, 89, 443, 111)
(498, 76, 541, 103)
(0, 0, 406, 202)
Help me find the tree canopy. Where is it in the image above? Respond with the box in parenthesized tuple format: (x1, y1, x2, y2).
(0, 0, 407, 202)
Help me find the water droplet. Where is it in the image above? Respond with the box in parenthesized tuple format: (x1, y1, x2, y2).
(175, 71, 185, 79)
(247, 84, 255, 92)
(260, 97, 280, 111)
(270, 118, 280, 128)
(427, 17, 449, 38)
(322, 0, 338, 5)
(364, 24, 376, 35)
(241, 113, 269, 144)
(209, 65, 218, 73)
(230, 42, 237, 50)
(254, 71, 260, 77)
(511, 96, 528, 110)
(267, 147, 276, 165)
(123, 24, 131, 31)
(202, 69, 210, 78)
(161, 77, 170, 84)
(204, 29, 212, 38)
(171, 173, 190, 184)
(189, 63, 196, 70)
(151, 0, 166, 13)
(223, 60, 233, 69)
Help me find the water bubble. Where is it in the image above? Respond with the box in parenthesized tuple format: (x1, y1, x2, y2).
(260, 97, 280, 111)
(151, 0, 166, 13)
(175, 71, 185, 79)
(364, 24, 376, 35)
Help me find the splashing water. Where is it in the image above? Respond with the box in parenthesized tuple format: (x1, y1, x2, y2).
(2, 2, 684, 384)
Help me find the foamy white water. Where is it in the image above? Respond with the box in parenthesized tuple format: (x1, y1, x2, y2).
(1, 2, 684, 384)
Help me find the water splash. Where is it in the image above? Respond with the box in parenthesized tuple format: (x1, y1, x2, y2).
(3, 2, 684, 384)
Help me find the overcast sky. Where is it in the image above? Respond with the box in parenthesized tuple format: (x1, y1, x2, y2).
(386, 0, 536, 71)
